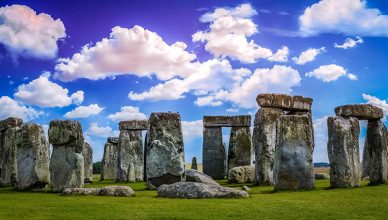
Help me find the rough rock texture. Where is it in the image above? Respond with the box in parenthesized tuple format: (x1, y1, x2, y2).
(83, 142, 93, 183)
(362, 145, 370, 178)
(242, 186, 250, 192)
(191, 157, 198, 170)
(146, 112, 185, 188)
(228, 127, 252, 170)
(228, 166, 254, 184)
(62, 188, 99, 195)
(185, 169, 219, 185)
(203, 127, 226, 179)
(335, 104, 383, 120)
(157, 182, 248, 199)
(101, 137, 119, 180)
(253, 108, 284, 186)
(315, 173, 330, 180)
(203, 115, 251, 127)
(274, 115, 315, 191)
(16, 124, 50, 190)
(327, 117, 361, 188)
(0, 117, 23, 132)
(117, 130, 144, 182)
(364, 120, 388, 185)
(49, 120, 84, 192)
(119, 120, 148, 131)
(0, 126, 20, 187)
(256, 93, 312, 112)
(62, 186, 135, 197)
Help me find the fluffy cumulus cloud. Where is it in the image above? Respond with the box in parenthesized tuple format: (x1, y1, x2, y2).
(305, 64, 357, 82)
(334, 37, 364, 49)
(14, 73, 84, 107)
(362, 94, 388, 117)
(107, 106, 147, 122)
(54, 25, 197, 82)
(0, 4, 66, 61)
(182, 120, 203, 140)
(0, 96, 42, 121)
(299, 0, 388, 37)
(268, 46, 289, 63)
(292, 47, 325, 65)
(64, 104, 104, 118)
(85, 123, 115, 138)
(193, 4, 286, 63)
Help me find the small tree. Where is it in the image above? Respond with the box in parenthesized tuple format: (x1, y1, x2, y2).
(93, 162, 101, 174)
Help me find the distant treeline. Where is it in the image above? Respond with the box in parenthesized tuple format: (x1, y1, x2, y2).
(314, 162, 330, 167)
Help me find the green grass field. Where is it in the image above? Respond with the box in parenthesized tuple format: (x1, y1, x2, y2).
(0, 177, 387, 220)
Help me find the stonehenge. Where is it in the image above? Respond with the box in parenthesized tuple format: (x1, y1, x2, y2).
(83, 142, 93, 183)
(101, 137, 119, 180)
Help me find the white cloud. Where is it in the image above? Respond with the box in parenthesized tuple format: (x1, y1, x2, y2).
(0, 4, 66, 61)
(292, 47, 325, 65)
(54, 25, 197, 82)
(334, 36, 364, 49)
(299, 0, 388, 37)
(70, 91, 84, 105)
(14, 73, 83, 107)
(226, 108, 239, 113)
(107, 106, 147, 122)
(0, 96, 42, 121)
(64, 104, 104, 118)
(362, 94, 388, 117)
(194, 96, 223, 107)
(305, 64, 356, 82)
(85, 123, 117, 138)
(182, 120, 203, 140)
(268, 46, 289, 62)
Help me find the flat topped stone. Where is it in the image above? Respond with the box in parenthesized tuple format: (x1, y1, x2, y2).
(203, 115, 251, 127)
(335, 104, 383, 120)
(119, 120, 148, 131)
(48, 120, 84, 152)
(0, 117, 23, 131)
(107, 137, 119, 144)
(256, 93, 312, 111)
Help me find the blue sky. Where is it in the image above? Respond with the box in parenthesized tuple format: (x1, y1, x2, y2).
(1, 0, 388, 163)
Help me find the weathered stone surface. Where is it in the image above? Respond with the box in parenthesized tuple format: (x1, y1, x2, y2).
(0, 127, 20, 187)
(362, 141, 370, 178)
(203, 115, 251, 127)
(62, 188, 99, 195)
(101, 137, 119, 180)
(83, 142, 93, 183)
(256, 93, 312, 111)
(117, 130, 143, 182)
(274, 115, 315, 191)
(228, 166, 254, 184)
(157, 182, 248, 199)
(185, 169, 219, 185)
(327, 117, 361, 188)
(253, 108, 284, 186)
(49, 120, 84, 192)
(0, 117, 23, 132)
(107, 137, 119, 144)
(315, 173, 330, 180)
(228, 127, 252, 170)
(146, 112, 185, 188)
(119, 120, 148, 131)
(335, 104, 383, 120)
(242, 185, 250, 192)
(364, 120, 388, 185)
(98, 186, 135, 197)
(191, 157, 198, 170)
(16, 124, 50, 190)
(203, 127, 225, 179)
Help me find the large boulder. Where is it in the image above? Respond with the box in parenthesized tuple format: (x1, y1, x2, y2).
(62, 188, 99, 195)
(83, 142, 93, 183)
(0, 126, 20, 187)
(274, 115, 315, 191)
(49, 120, 84, 192)
(157, 182, 248, 199)
(327, 117, 361, 188)
(256, 93, 312, 112)
(16, 124, 50, 190)
(101, 137, 119, 180)
(228, 166, 254, 184)
(203, 127, 226, 179)
(253, 107, 284, 186)
(185, 169, 219, 185)
(146, 112, 185, 188)
(315, 173, 330, 180)
(62, 186, 135, 197)
(228, 127, 252, 170)
(335, 104, 383, 120)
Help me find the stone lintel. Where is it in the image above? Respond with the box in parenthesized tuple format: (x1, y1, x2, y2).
(119, 120, 148, 131)
(256, 93, 312, 111)
(203, 115, 251, 127)
(0, 117, 23, 132)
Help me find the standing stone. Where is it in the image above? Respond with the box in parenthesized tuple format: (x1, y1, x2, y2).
(101, 137, 119, 180)
(273, 115, 314, 191)
(191, 157, 198, 170)
(83, 142, 93, 183)
(203, 127, 225, 179)
(327, 117, 361, 188)
(228, 127, 252, 171)
(362, 142, 370, 178)
(16, 124, 50, 190)
(365, 120, 388, 185)
(49, 120, 84, 192)
(146, 112, 185, 188)
(253, 108, 284, 186)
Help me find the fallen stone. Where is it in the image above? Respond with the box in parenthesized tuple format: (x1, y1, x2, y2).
(335, 104, 383, 120)
(62, 188, 99, 195)
(146, 112, 185, 188)
(119, 120, 148, 131)
(101, 137, 119, 180)
(83, 142, 93, 183)
(16, 124, 50, 190)
(203, 127, 226, 179)
(228, 166, 254, 184)
(274, 115, 315, 191)
(157, 182, 248, 199)
(327, 116, 361, 188)
(203, 115, 251, 127)
(228, 127, 252, 170)
(256, 93, 312, 112)
(315, 173, 330, 180)
(0, 126, 20, 187)
(0, 117, 23, 132)
(98, 186, 135, 197)
(242, 186, 250, 192)
(191, 157, 198, 170)
(185, 169, 219, 185)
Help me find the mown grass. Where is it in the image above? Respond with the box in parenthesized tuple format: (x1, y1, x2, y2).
(0, 178, 387, 220)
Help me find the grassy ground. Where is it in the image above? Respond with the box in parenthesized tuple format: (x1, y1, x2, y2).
(0, 177, 387, 220)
